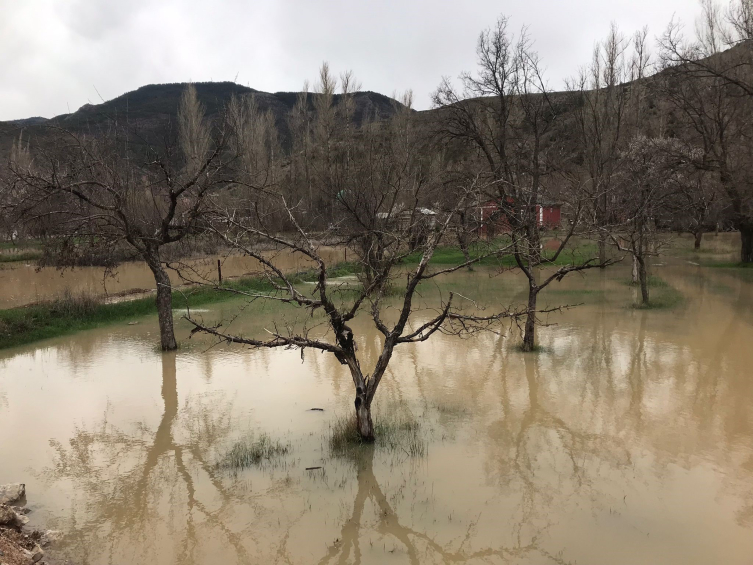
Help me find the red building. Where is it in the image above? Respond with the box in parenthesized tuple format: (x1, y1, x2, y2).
(478, 200, 561, 238)
(538, 203, 562, 228)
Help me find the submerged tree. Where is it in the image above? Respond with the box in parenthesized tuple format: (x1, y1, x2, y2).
(185, 79, 526, 440)
(673, 171, 721, 250)
(432, 15, 617, 351)
(568, 24, 640, 266)
(9, 85, 232, 350)
(186, 195, 522, 440)
(659, 0, 753, 262)
(614, 136, 696, 304)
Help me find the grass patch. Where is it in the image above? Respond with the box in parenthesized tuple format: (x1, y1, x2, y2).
(0, 240, 42, 250)
(217, 433, 289, 471)
(702, 261, 753, 269)
(402, 241, 599, 268)
(0, 291, 163, 349)
(0, 251, 42, 263)
(403, 244, 508, 267)
(287, 261, 361, 284)
(329, 411, 426, 458)
(431, 400, 469, 418)
(0, 261, 359, 350)
(627, 276, 685, 310)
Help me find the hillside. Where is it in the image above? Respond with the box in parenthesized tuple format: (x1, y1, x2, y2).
(0, 81, 406, 155)
(2, 43, 748, 164)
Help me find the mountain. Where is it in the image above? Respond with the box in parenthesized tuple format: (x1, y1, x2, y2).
(0, 81, 407, 155)
(6, 117, 48, 127)
(2, 43, 748, 162)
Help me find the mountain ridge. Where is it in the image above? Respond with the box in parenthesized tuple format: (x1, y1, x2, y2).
(0, 81, 408, 154)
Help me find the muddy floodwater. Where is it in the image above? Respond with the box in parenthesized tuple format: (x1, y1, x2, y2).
(1, 237, 753, 564)
(0, 247, 346, 309)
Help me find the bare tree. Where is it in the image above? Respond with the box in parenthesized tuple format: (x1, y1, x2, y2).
(9, 85, 231, 350)
(675, 172, 722, 249)
(282, 63, 365, 230)
(186, 195, 524, 440)
(614, 136, 696, 304)
(568, 24, 636, 266)
(432, 15, 616, 351)
(185, 85, 525, 440)
(659, 0, 753, 262)
(431, 17, 535, 250)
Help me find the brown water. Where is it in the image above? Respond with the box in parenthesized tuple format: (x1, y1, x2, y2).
(1, 236, 752, 565)
(0, 247, 346, 308)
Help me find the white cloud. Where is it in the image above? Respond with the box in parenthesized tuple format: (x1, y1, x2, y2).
(0, 0, 704, 121)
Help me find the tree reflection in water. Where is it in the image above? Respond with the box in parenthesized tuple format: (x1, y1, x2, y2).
(44, 352, 250, 564)
(314, 443, 575, 565)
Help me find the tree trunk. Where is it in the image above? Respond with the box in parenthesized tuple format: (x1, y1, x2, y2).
(741, 226, 753, 264)
(457, 224, 473, 271)
(694, 230, 703, 250)
(637, 256, 649, 305)
(598, 189, 608, 268)
(598, 232, 607, 268)
(354, 391, 374, 442)
(144, 246, 178, 351)
(631, 254, 639, 285)
(521, 286, 538, 352)
(529, 234, 542, 266)
(526, 213, 541, 266)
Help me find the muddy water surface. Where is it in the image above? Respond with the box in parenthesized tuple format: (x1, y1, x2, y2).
(0, 247, 346, 308)
(1, 243, 752, 564)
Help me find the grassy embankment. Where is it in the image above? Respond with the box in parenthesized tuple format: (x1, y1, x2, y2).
(0, 262, 359, 350)
(402, 239, 599, 267)
(0, 240, 43, 263)
(0, 251, 43, 263)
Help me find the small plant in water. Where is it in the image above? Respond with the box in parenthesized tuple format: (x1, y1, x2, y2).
(432, 400, 469, 418)
(515, 343, 550, 354)
(329, 411, 426, 458)
(218, 433, 289, 471)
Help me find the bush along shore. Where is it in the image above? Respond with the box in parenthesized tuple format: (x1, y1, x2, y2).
(0, 262, 360, 350)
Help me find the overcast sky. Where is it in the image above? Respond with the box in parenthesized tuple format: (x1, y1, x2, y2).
(0, 0, 704, 121)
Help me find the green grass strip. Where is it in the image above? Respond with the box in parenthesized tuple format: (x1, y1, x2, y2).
(402, 241, 599, 268)
(0, 262, 359, 350)
(0, 251, 43, 263)
(702, 261, 753, 269)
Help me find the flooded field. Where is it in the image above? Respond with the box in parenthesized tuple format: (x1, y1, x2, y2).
(0, 247, 346, 309)
(1, 235, 752, 564)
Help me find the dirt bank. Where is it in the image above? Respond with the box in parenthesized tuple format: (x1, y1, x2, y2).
(0, 484, 65, 565)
